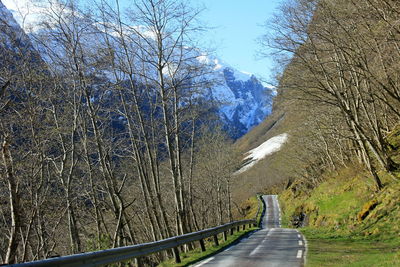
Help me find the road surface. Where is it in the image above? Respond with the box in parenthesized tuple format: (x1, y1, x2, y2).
(193, 195, 306, 267)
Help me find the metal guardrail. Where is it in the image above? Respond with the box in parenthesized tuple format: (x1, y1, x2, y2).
(10, 219, 256, 267)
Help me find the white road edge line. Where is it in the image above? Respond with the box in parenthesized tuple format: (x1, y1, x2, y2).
(265, 196, 269, 228)
(275, 195, 282, 228)
(303, 232, 309, 265)
(299, 240, 303, 246)
(193, 256, 215, 267)
(296, 250, 303, 259)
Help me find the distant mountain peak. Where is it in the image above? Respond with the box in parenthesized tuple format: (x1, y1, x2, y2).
(1, 0, 274, 139)
(202, 56, 274, 137)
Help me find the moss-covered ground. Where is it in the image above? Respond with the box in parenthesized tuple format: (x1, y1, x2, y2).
(278, 125, 400, 266)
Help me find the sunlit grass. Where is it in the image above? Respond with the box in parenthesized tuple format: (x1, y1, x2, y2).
(279, 158, 400, 267)
(302, 231, 400, 267)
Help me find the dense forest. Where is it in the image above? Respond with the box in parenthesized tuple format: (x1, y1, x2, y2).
(1, 0, 400, 265)
(0, 0, 240, 265)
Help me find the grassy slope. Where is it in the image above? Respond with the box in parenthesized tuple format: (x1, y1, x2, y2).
(280, 168, 400, 266)
(243, 175, 397, 267)
(278, 126, 400, 266)
(231, 110, 294, 204)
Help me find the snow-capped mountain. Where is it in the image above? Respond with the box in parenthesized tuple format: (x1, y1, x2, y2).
(219, 68, 273, 137)
(1, 0, 274, 138)
(193, 56, 274, 138)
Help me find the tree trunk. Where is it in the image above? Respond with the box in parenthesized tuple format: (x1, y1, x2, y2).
(2, 139, 21, 264)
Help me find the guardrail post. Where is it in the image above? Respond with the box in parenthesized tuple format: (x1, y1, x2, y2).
(223, 231, 227, 241)
(242, 224, 246, 231)
(11, 219, 259, 267)
(199, 239, 206, 252)
(173, 247, 181, 263)
(237, 225, 240, 232)
(230, 227, 234, 235)
(249, 223, 252, 228)
(135, 257, 142, 267)
(213, 234, 219, 246)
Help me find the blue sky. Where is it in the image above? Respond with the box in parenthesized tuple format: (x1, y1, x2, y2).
(193, 0, 283, 82)
(118, 0, 283, 83)
(4, 0, 282, 82)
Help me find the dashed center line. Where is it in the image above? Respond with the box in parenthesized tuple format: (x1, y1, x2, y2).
(249, 229, 274, 256)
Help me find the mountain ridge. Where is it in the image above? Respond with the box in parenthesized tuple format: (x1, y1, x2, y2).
(1, 0, 273, 138)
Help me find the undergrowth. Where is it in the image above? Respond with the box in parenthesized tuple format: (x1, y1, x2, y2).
(278, 125, 400, 266)
(280, 166, 400, 266)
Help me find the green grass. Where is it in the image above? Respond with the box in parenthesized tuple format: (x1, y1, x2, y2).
(242, 195, 261, 220)
(255, 194, 265, 226)
(298, 192, 400, 267)
(279, 162, 400, 267)
(302, 229, 400, 267)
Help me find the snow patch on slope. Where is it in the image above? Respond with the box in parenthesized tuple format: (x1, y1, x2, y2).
(235, 133, 288, 174)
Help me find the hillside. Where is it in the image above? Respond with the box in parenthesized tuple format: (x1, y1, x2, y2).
(231, 0, 400, 265)
(232, 68, 400, 267)
(231, 85, 312, 204)
(280, 160, 400, 265)
(232, 0, 400, 202)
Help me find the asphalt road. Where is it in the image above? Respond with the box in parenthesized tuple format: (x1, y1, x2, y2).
(193, 195, 306, 267)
